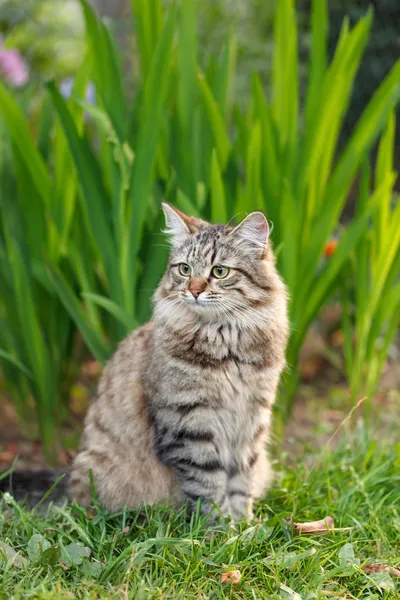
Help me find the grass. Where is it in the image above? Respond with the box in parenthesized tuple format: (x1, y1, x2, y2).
(1, 423, 399, 599)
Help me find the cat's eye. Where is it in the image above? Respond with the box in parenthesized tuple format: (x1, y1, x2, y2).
(179, 263, 192, 276)
(212, 265, 230, 279)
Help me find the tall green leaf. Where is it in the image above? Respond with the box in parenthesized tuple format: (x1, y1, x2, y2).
(125, 2, 177, 310)
(80, 0, 126, 139)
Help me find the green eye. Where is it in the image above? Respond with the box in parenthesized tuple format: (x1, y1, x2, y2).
(179, 263, 192, 276)
(212, 265, 230, 279)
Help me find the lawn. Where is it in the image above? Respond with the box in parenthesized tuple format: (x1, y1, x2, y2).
(1, 423, 399, 599)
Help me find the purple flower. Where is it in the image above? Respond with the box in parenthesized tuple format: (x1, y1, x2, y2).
(59, 78, 74, 98)
(0, 48, 29, 87)
(60, 77, 96, 105)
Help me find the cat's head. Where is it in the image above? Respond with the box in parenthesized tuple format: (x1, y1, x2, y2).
(154, 203, 282, 323)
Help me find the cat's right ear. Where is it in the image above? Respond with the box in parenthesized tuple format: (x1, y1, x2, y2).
(161, 203, 192, 249)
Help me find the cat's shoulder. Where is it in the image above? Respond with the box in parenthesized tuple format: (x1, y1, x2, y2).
(100, 321, 154, 381)
(117, 321, 153, 353)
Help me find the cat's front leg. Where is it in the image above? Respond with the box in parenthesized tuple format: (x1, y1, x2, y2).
(227, 468, 254, 521)
(228, 444, 274, 522)
(153, 412, 231, 521)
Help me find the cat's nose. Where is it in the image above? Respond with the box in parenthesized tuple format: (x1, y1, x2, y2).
(188, 278, 207, 299)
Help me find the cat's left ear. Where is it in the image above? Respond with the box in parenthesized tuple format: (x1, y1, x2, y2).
(229, 211, 270, 254)
(162, 202, 205, 249)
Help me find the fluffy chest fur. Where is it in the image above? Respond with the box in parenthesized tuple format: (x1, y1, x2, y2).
(147, 316, 281, 471)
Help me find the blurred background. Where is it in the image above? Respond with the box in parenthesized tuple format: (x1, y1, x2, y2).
(0, 0, 399, 469)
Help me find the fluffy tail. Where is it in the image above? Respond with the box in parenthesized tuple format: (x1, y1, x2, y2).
(0, 470, 69, 509)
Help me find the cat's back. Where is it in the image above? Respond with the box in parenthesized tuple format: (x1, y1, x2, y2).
(98, 321, 153, 401)
(85, 321, 153, 438)
(69, 320, 181, 510)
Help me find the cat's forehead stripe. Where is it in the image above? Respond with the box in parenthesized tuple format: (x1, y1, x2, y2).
(186, 227, 223, 264)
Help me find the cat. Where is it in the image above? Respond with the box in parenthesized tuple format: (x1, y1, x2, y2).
(0, 204, 288, 520)
(68, 204, 289, 521)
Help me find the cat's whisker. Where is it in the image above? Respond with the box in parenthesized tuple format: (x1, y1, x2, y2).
(154, 298, 183, 322)
(154, 294, 182, 311)
(161, 302, 184, 326)
(222, 300, 265, 330)
(232, 308, 265, 332)
(219, 303, 248, 328)
(223, 298, 271, 323)
(157, 300, 190, 335)
(233, 309, 266, 331)
(153, 307, 182, 329)
(231, 310, 260, 331)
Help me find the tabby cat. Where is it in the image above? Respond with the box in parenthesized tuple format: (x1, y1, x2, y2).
(69, 204, 288, 521)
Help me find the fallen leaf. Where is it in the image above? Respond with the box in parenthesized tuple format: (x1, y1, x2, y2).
(290, 516, 334, 535)
(362, 564, 387, 574)
(362, 564, 400, 577)
(0, 541, 28, 568)
(221, 566, 241, 585)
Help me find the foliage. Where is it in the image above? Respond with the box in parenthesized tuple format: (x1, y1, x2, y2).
(341, 113, 400, 410)
(0, 0, 85, 81)
(0, 0, 399, 452)
(1, 425, 400, 598)
(325, 0, 400, 148)
(171, 0, 278, 104)
(0, 75, 89, 459)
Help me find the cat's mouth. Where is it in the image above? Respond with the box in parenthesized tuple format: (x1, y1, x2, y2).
(183, 295, 220, 313)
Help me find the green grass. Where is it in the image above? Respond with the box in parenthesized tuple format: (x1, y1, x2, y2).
(1, 424, 399, 599)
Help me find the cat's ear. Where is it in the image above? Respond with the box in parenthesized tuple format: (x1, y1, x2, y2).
(229, 212, 270, 254)
(161, 203, 200, 248)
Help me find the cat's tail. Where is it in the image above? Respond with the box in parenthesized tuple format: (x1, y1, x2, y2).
(0, 470, 69, 510)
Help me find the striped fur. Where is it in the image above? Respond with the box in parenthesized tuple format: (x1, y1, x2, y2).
(69, 205, 288, 521)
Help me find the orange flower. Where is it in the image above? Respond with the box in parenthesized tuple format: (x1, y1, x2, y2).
(324, 239, 338, 258)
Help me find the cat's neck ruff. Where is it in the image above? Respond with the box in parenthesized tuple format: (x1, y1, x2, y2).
(153, 297, 272, 339)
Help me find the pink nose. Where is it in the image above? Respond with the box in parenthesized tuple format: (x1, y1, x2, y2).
(188, 279, 207, 298)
